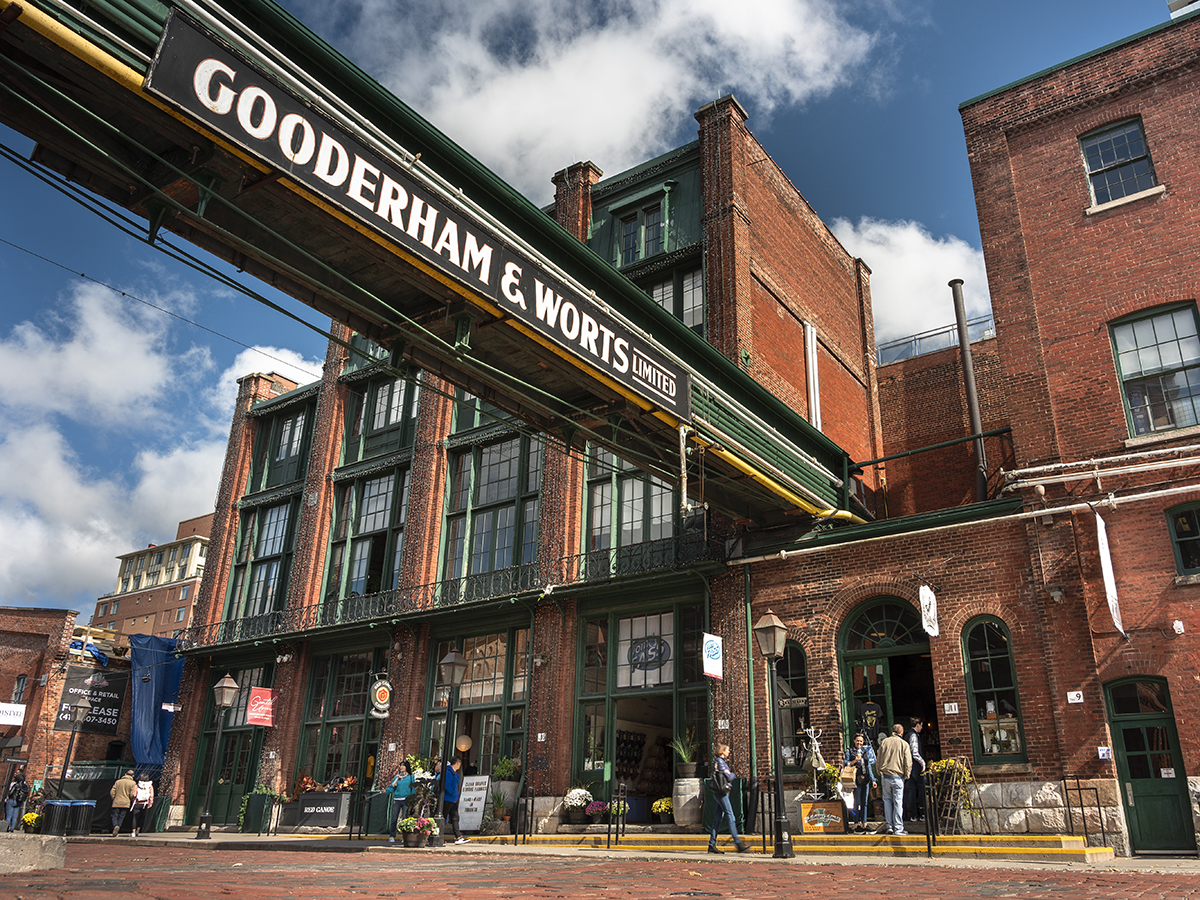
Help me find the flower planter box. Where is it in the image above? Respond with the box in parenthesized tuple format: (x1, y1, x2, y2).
(566, 809, 587, 824)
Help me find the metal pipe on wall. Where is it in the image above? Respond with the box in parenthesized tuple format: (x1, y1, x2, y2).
(951, 279, 988, 501)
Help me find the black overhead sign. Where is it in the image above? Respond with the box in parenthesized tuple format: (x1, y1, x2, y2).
(145, 12, 690, 419)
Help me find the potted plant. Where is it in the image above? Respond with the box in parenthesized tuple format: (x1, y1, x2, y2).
(651, 796, 673, 824)
(491, 788, 510, 821)
(669, 731, 699, 778)
(491, 756, 518, 781)
(585, 799, 608, 823)
(398, 815, 437, 847)
(239, 782, 286, 833)
(563, 787, 592, 824)
(21, 811, 42, 834)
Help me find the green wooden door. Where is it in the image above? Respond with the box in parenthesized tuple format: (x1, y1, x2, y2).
(1106, 679, 1195, 854)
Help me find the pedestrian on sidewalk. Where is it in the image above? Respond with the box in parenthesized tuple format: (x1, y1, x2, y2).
(904, 717, 927, 823)
(5, 769, 29, 832)
(441, 756, 468, 844)
(385, 760, 415, 844)
(844, 733, 877, 832)
(129, 774, 155, 837)
(110, 769, 137, 836)
(708, 743, 749, 854)
(875, 724, 911, 835)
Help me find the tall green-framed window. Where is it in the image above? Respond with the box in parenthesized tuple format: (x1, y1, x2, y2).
(226, 499, 298, 622)
(299, 650, 384, 789)
(344, 371, 420, 464)
(617, 202, 664, 267)
(425, 629, 530, 777)
(1166, 503, 1200, 575)
(585, 445, 676, 580)
(647, 268, 704, 335)
(325, 467, 411, 603)
(777, 642, 810, 770)
(249, 404, 313, 490)
(962, 617, 1025, 763)
(1111, 305, 1200, 437)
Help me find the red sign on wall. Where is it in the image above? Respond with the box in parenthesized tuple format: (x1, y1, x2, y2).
(247, 687, 278, 727)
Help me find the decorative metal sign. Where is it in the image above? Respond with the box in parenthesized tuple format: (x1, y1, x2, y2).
(145, 12, 690, 420)
(369, 678, 392, 719)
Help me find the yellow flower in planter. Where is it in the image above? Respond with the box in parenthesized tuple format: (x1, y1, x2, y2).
(651, 797, 673, 815)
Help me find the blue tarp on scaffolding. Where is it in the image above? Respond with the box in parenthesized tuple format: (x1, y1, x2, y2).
(128, 635, 183, 765)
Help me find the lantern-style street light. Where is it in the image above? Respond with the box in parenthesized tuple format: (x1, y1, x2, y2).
(436, 649, 468, 828)
(753, 610, 795, 859)
(58, 694, 92, 798)
(196, 673, 239, 839)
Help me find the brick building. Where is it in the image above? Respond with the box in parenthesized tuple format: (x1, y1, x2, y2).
(89, 514, 212, 639)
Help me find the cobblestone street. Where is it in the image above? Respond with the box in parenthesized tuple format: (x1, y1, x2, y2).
(8, 844, 1200, 900)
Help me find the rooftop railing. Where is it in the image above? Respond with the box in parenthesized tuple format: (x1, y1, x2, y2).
(877, 315, 995, 365)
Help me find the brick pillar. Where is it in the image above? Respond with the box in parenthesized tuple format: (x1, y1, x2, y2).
(695, 95, 753, 367)
(551, 161, 603, 241)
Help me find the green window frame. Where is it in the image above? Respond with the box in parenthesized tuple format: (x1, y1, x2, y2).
(585, 444, 675, 562)
(250, 406, 312, 489)
(646, 267, 704, 335)
(617, 202, 665, 267)
(226, 499, 298, 621)
(777, 642, 810, 770)
(1166, 502, 1200, 575)
(325, 467, 411, 604)
(1111, 305, 1200, 437)
(962, 616, 1026, 764)
(299, 651, 384, 790)
(1081, 118, 1157, 206)
(345, 372, 420, 463)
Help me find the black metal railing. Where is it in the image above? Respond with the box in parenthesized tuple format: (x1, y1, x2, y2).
(606, 782, 628, 848)
(1062, 774, 1109, 848)
(184, 534, 720, 650)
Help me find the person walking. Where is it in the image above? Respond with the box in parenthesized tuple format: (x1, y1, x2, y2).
(875, 724, 911, 835)
(441, 756, 468, 844)
(904, 717, 927, 823)
(5, 769, 29, 832)
(843, 733, 877, 832)
(129, 774, 154, 837)
(385, 760, 416, 844)
(707, 743, 749, 854)
(110, 769, 137, 836)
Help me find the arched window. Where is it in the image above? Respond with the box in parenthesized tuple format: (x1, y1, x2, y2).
(844, 600, 926, 652)
(777, 642, 810, 770)
(962, 617, 1025, 762)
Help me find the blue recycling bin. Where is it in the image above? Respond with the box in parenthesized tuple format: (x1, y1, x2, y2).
(42, 800, 70, 836)
(67, 800, 97, 836)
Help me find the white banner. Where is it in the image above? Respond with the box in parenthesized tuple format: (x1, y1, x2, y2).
(0, 702, 26, 726)
(919, 584, 939, 637)
(702, 633, 723, 681)
(1096, 513, 1126, 637)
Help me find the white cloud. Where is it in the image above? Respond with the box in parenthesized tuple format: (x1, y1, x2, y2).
(291, 0, 877, 203)
(0, 284, 323, 612)
(830, 216, 991, 345)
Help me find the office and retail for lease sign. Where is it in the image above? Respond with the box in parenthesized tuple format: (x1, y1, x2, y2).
(55, 666, 130, 735)
(145, 12, 690, 420)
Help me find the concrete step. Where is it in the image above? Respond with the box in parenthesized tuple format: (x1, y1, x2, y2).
(474, 830, 1114, 864)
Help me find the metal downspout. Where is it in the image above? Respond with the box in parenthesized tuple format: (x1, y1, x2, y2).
(951, 279, 988, 501)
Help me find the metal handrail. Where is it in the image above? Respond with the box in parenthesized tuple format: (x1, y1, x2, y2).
(1062, 774, 1109, 848)
(606, 782, 628, 848)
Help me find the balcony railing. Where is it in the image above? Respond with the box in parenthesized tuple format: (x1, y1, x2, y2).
(180, 533, 719, 650)
(877, 315, 995, 365)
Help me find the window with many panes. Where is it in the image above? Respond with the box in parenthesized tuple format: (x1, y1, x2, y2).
(648, 268, 704, 335)
(227, 500, 297, 620)
(250, 406, 312, 490)
(11, 674, 26, 703)
(1166, 503, 1200, 575)
(325, 468, 411, 602)
(1081, 118, 1157, 206)
(300, 651, 383, 789)
(443, 434, 542, 594)
(618, 203, 664, 267)
(344, 372, 420, 464)
(1111, 305, 1200, 437)
(585, 445, 675, 579)
(963, 617, 1025, 762)
(777, 643, 810, 770)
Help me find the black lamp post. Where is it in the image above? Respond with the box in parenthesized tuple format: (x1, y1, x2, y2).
(436, 649, 467, 824)
(753, 610, 795, 859)
(58, 694, 92, 798)
(196, 673, 239, 840)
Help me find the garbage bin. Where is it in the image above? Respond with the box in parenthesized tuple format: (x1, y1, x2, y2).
(43, 800, 70, 836)
(67, 800, 97, 836)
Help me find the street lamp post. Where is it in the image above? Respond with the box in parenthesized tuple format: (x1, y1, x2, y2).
(58, 695, 92, 798)
(435, 649, 468, 836)
(196, 673, 240, 840)
(753, 610, 795, 859)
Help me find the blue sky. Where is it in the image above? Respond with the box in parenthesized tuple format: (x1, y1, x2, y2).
(0, 0, 1172, 613)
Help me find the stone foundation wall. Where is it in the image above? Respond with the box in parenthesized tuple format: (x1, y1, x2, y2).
(970, 780, 1129, 856)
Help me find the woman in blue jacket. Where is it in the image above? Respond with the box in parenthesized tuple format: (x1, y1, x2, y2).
(385, 760, 415, 844)
(844, 733, 877, 832)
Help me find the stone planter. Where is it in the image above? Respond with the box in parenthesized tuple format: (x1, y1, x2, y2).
(673, 778, 703, 826)
(402, 831, 426, 847)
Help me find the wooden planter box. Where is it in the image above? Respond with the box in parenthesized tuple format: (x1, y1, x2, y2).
(278, 792, 353, 828)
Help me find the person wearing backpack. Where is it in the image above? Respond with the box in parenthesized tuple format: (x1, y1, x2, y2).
(707, 743, 749, 854)
(5, 770, 29, 832)
(110, 770, 137, 835)
(129, 775, 155, 838)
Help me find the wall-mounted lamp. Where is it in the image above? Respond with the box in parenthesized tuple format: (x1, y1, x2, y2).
(1047, 585, 1066, 603)
(533, 653, 550, 667)
(276, 652, 293, 664)
(1174, 619, 1185, 635)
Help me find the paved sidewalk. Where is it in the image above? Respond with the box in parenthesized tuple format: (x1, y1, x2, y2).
(63, 830, 1200, 873)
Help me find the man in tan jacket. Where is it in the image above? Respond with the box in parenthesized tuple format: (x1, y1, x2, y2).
(875, 724, 911, 835)
(109, 770, 137, 836)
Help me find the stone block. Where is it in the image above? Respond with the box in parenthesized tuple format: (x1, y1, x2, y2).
(1002, 781, 1032, 809)
(997, 808, 1029, 833)
(0, 834, 66, 873)
(975, 782, 1004, 809)
(1026, 806, 1066, 833)
(1030, 782, 1064, 808)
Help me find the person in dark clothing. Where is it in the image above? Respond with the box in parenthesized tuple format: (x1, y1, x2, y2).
(904, 717, 926, 822)
(440, 756, 468, 844)
(5, 770, 29, 832)
(707, 743, 749, 854)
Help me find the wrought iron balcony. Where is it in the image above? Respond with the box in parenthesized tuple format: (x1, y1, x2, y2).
(180, 533, 720, 651)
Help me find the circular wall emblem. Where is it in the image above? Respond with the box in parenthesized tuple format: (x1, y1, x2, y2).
(371, 679, 392, 711)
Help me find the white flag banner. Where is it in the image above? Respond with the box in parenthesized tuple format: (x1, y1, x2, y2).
(919, 584, 939, 637)
(702, 632, 723, 681)
(0, 702, 25, 726)
(1095, 513, 1126, 638)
